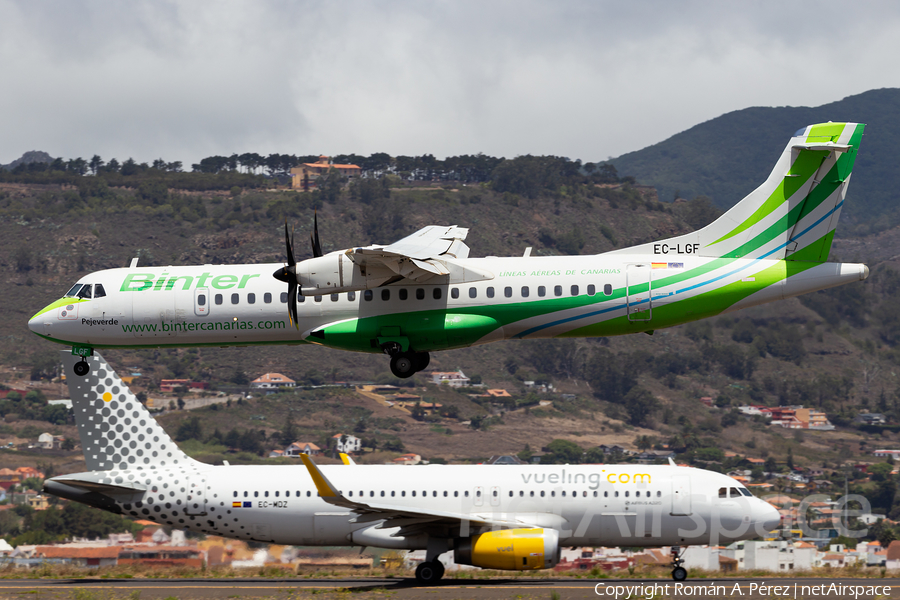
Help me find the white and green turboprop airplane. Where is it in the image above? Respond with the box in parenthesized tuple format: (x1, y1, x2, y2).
(46, 351, 781, 583)
(30, 123, 868, 378)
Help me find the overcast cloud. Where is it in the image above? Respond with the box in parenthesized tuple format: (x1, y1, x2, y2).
(1, 0, 899, 167)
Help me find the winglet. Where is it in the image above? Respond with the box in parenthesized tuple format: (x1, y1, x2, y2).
(340, 453, 356, 466)
(299, 454, 341, 498)
(668, 457, 677, 467)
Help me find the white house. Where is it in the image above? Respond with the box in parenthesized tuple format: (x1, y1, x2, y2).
(721, 540, 815, 571)
(429, 370, 470, 387)
(250, 373, 296, 389)
(332, 434, 362, 454)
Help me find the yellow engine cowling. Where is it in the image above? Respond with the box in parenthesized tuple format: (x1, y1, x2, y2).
(454, 528, 560, 571)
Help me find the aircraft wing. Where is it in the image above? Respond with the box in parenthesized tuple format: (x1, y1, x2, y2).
(347, 225, 470, 282)
(299, 455, 539, 531)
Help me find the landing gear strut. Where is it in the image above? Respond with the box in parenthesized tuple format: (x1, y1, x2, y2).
(414, 560, 444, 584)
(73, 359, 90, 377)
(670, 545, 687, 581)
(384, 346, 430, 379)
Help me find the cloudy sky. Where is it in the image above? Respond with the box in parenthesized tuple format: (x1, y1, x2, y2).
(2, 1, 899, 167)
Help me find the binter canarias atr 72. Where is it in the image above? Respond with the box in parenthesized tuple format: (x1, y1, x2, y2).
(30, 123, 869, 378)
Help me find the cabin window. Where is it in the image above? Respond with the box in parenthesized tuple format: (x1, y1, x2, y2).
(554, 285, 563, 297)
(391, 491, 395, 497)
(571, 285, 579, 296)
(231, 293, 239, 304)
(604, 492, 608, 498)
(476, 490, 481, 497)
(504, 286, 512, 298)
(464, 491, 469, 497)
(399, 289, 408, 301)
(244, 492, 248, 497)
(381, 289, 390, 301)
(264, 491, 269, 498)
(215, 294, 223, 305)
(540, 491, 545, 497)
(94, 284, 107, 298)
(657, 491, 662, 497)
(254, 492, 259, 497)
(604, 284, 613, 296)
(520, 491, 524, 497)
(587, 284, 595, 296)
(451, 288, 459, 299)
(364, 290, 373, 301)
(468, 287, 477, 299)
(538, 286, 546, 297)
(593, 491, 597, 497)
(296, 491, 300, 497)
(530, 491, 534, 497)
(492, 490, 497, 497)
(624, 491, 629, 498)
(197, 294, 206, 306)
(307, 491, 311, 497)
(330, 294, 339, 302)
(275, 491, 279, 497)
(233, 491, 237, 497)
(312, 295, 320, 303)
(247, 293, 255, 304)
(561, 491, 565, 497)
(433, 288, 442, 300)
(78, 285, 93, 299)
(486, 287, 495, 298)
(615, 491, 619, 498)
(381, 491, 385, 497)
(264, 293, 272, 303)
(298, 294, 305, 303)
(415, 289, 424, 300)
(444, 491, 448, 497)
(280, 292, 287, 303)
(402, 491, 406, 497)
(454, 491, 458, 497)
(66, 284, 83, 297)
(509, 491, 513, 497)
(551, 491, 555, 497)
(348, 291, 356, 301)
(521, 286, 529, 298)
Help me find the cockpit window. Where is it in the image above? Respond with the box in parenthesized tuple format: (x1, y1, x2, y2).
(718, 487, 728, 498)
(730, 487, 740, 498)
(94, 284, 106, 298)
(739, 488, 752, 497)
(66, 284, 83, 297)
(77, 285, 93, 299)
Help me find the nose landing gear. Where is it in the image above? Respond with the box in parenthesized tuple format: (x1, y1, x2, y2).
(73, 359, 90, 377)
(670, 545, 687, 581)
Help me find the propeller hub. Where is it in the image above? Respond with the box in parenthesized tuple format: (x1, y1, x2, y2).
(273, 265, 293, 283)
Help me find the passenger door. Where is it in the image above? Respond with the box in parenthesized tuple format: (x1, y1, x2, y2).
(194, 288, 210, 317)
(626, 263, 652, 321)
(670, 474, 692, 516)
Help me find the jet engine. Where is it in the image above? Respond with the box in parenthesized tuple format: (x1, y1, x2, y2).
(454, 528, 560, 570)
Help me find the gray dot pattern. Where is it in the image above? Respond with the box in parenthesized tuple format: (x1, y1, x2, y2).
(60, 352, 236, 538)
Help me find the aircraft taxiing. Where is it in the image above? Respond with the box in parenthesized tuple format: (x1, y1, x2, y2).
(30, 122, 868, 377)
(46, 351, 781, 583)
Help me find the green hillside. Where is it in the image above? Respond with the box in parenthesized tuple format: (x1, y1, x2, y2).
(609, 88, 900, 235)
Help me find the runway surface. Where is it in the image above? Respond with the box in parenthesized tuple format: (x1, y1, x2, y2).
(0, 577, 898, 600)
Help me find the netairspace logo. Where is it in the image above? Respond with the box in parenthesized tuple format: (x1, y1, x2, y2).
(594, 582, 893, 598)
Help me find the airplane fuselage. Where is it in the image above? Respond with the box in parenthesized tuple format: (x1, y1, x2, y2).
(29, 253, 866, 354)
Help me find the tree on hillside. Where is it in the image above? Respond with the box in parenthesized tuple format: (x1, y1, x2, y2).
(623, 387, 659, 428)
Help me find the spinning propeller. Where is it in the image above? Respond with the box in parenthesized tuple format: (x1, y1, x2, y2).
(272, 212, 324, 328)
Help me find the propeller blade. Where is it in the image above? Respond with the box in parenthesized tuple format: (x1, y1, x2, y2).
(288, 282, 299, 328)
(310, 211, 323, 258)
(285, 222, 296, 267)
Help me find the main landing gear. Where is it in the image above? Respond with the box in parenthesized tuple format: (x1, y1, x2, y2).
(670, 545, 687, 581)
(383, 344, 430, 379)
(415, 560, 445, 584)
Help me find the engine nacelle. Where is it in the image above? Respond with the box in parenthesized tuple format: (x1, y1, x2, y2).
(296, 252, 392, 296)
(454, 528, 560, 571)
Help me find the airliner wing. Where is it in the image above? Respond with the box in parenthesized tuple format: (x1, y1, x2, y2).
(299, 455, 535, 530)
(347, 225, 470, 282)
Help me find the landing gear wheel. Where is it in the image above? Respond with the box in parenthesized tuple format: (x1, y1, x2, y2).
(672, 566, 687, 581)
(73, 360, 90, 377)
(415, 560, 444, 584)
(390, 353, 416, 379)
(413, 352, 430, 372)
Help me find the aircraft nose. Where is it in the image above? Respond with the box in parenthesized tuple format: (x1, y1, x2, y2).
(754, 500, 781, 532)
(28, 311, 45, 334)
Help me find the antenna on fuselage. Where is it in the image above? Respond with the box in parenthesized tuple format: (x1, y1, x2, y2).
(129, 257, 139, 268)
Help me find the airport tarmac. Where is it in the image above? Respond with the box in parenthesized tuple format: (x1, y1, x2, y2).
(0, 577, 898, 600)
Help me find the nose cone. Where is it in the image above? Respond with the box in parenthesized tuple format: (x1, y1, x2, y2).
(754, 500, 781, 532)
(29, 297, 74, 338)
